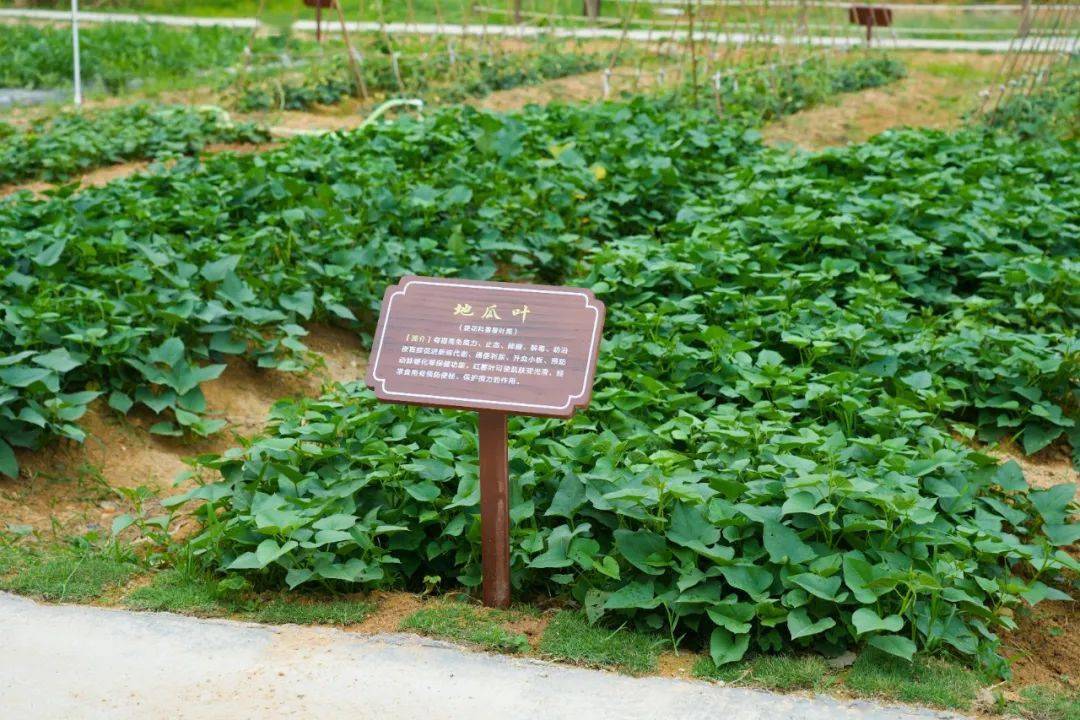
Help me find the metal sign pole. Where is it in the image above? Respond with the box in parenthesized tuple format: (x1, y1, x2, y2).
(477, 411, 511, 609)
(71, 0, 82, 106)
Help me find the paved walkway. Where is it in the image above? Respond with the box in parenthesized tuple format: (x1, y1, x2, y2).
(0, 592, 969, 720)
(2, 8, 1075, 53)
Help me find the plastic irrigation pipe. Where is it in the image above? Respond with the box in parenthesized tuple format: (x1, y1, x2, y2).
(71, 0, 82, 106)
(358, 98, 424, 129)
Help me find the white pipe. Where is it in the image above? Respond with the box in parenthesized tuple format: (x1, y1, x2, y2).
(71, 0, 82, 106)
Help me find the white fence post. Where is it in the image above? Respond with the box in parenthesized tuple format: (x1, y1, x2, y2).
(71, 0, 82, 106)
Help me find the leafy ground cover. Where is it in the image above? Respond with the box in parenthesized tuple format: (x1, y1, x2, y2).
(1, 91, 1076, 677)
(150, 101, 1074, 672)
(0, 103, 269, 185)
(982, 63, 1079, 141)
(716, 55, 906, 121)
(0, 22, 287, 95)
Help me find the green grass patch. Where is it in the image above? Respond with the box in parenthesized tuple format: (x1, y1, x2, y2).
(1009, 686, 1080, 720)
(0, 547, 141, 602)
(0, 543, 27, 576)
(251, 597, 374, 626)
(123, 567, 225, 615)
(845, 649, 982, 711)
(538, 611, 665, 675)
(400, 600, 531, 654)
(124, 567, 373, 625)
(694, 653, 834, 692)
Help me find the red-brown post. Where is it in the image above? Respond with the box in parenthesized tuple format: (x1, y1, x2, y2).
(478, 411, 511, 609)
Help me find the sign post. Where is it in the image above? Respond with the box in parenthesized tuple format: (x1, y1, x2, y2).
(365, 276, 606, 608)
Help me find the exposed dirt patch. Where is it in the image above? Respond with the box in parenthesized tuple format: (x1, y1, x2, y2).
(986, 442, 1078, 491)
(657, 650, 702, 679)
(1001, 601, 1079, 690)
(474, 70, 611, 111)
(763, 51, 1004, 151)
(2, 404, 210, 537)
(304, 323, 370, 385)
(472, 66, 679, 112)
(1, 324, 367, 537)
(352, 590, 426, 634)
(504, 609, 553, 650)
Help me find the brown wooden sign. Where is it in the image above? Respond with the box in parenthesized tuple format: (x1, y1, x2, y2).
(366, 276, 606, 419)
(365, 275, 606, 609)
(848, 5, 893, 44)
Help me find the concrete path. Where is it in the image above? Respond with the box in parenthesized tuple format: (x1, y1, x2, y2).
(0, 593, 969, 720)
(2, 8, 1075, 53)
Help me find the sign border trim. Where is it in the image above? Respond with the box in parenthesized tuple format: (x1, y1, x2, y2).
(369, 279, 603, 413)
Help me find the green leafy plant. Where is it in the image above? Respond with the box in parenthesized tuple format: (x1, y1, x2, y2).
(0, 22, 285, 94)
(0, 103, 269, 184)
(124, 98, 1075, 671)
(1, 91, 1075, 672)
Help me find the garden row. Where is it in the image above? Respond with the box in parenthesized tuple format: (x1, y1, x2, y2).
(234, 52, 905, 116)
(0, 104, 269, 185)
(1, 95, 1076, 671)
(233, 46, 606, 112)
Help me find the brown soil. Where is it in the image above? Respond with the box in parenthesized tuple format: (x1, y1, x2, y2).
(986, 441, 1078, 491)
(504, 609, 553, 650)
(763, 51, 1005, 151)
(1001, 601, 1080, 691)
(0, 323, 366, 536)
(473, 66, 681, 112)
(352, 590, 426, 634)
(657, 650, 702, 679)
(475, 70, 611, 112)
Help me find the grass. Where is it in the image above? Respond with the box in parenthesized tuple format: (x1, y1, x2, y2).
(400, 599, 532, 653)
(0, 542, 27, 576)
(0, 542, 1053, 715)
(1009, 686, 1080, 720)
(537, 611, 665, 675)
(123, 567, 225, 615)
(845, 649, 983, 711)
(0, 546, 141, 602)
(694, 653, 835, 692)
(124, 567, 374, 625)
(251, 597, 375, 625)
(0, 546, 1063, 717)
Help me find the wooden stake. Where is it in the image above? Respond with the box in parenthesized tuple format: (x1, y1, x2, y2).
(478, 411, 511, 609)
(333, 0, 368, 99)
